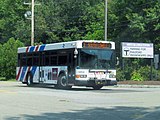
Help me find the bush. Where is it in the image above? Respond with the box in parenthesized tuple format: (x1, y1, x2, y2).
(152, 69, 160, 81)
(0, 38, 24, 79)
(116, 66, 133, 81)
(138, 66, 150, 81)
(117, 65, 160, 81)
(130, 66, 160, 81)
(131, 70, 143, 81)
(116, 68, 125, 81)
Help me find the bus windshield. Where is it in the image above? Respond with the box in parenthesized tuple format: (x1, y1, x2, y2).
(79, 49, 116, 69)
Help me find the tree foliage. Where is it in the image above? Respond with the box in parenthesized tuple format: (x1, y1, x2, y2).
(0, 38, 24, 79)
(0, 0, 159, 79)
(108, 0, 160, 53)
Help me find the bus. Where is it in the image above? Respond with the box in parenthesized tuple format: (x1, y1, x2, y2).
(16, 40, 117, 89)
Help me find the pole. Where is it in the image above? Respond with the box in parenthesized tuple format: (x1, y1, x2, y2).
(24, 0, 40, 46)
(150, 59, 153, 80)
(31, 0, 35, 46)
(105, 0, 107, 41)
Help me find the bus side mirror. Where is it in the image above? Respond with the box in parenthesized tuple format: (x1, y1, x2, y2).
(74, 55, 77, 58)
(74, 49, 78, 59)
(116, 57, 119, 66)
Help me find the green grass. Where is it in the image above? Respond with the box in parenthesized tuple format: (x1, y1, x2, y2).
(0, 77, 16, 82)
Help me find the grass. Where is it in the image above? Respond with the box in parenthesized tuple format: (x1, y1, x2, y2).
(0, 77, 16, 82)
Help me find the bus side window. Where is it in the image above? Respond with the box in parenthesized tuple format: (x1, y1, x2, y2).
(50, 56, 57, 66)
(18, 54, 21, 66)
(26, 53, 33, 66)
(58, 55, 67, 65)
(27, 58, 32, 66)
(21, 54, 27, 66)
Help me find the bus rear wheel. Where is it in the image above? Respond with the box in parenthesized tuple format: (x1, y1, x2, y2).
(27, 73, 33, 86)
(56, 73, 72, 89)
(92, 85, 103, 90)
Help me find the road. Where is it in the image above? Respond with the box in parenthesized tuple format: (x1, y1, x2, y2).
(0, 81, 160, 120)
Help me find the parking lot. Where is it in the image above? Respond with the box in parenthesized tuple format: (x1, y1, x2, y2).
(0, 81, 160, 120)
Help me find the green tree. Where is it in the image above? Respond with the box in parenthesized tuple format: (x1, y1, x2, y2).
(2, 38, 24, 79)
(82, 2, 104, 40)
(0, 44, 4, 77)
(0, 0, 28, 43)
(108, 0, 160, 52)
(34, 0, 103, 43)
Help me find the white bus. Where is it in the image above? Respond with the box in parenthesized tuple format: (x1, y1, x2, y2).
(16, 40, 116, 89)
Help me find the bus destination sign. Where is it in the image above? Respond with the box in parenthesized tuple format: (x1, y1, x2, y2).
(82, 42, 111, 49)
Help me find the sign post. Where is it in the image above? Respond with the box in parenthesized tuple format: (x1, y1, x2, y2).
(154, 54, 159, 69)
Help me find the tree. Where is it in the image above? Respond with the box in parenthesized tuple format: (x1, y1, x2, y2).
(107, 0, 160, 80)
(0, 0, 28, 43)
(108, 0, 160, 52)
(82, 2, 105, 40)
(0, 44, 4, 77)
(34, 0, 103, 43)
(1, 38, 24, 79)
(0, 0, 159, 80)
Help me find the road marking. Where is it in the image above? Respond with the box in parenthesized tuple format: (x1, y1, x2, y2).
(0, 90, 16, 94)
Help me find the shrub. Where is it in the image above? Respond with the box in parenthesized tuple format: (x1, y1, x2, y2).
(152, 69, 160, 80)
(131, 70, 143, 81)
(130, 66, 160, 81)
(116, 68, 125, 81)
(0, 38, 24, 79)
(138, 66, 150, 80)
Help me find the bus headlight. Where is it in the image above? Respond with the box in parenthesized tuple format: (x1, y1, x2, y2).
(76, 75, 87, 78)
(109, 74, 116, 78)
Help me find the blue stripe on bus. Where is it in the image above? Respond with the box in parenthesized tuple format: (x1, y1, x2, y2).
(29, 46, 35, 52)
(20, 67, 27, 81)
(39, 44, 46, 51)
(31, 66, 37, 76)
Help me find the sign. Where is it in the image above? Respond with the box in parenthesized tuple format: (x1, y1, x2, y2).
(122, 42, 154, 58)
(82, 42, 111, 49)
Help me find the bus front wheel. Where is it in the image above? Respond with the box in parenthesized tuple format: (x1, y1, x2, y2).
(56, 73, 71, 89)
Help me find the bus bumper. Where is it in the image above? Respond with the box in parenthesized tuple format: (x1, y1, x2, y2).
(74, 79, 117, 86)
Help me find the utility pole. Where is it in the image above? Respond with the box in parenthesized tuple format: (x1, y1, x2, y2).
(105, 0, 107, 41)
(24, 0, 40, 46)
(31, 0, 34, 46)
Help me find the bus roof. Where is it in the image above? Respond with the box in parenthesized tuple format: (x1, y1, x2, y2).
(18, 40, 115, 53)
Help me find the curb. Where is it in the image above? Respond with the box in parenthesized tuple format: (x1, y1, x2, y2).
(116, 84, 160, 88)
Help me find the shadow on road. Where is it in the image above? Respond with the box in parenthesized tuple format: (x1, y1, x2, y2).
(14, 84, 143, 93)
(14, 83, 110, 91)
(5, 106, 160, 120)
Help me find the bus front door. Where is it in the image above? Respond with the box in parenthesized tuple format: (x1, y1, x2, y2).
(68, 66, 75, 85)
(67, 53, 76, 85)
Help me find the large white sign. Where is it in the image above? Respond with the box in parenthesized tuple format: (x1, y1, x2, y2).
(122, 42, 154, 58)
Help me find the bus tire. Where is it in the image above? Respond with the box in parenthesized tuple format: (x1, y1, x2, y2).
(57, 73, 71, 89)
(92, 85, 103, 90)
(27, 73, 33, 86)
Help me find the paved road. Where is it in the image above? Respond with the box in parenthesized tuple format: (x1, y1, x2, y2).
(0, 81, 160, 120)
